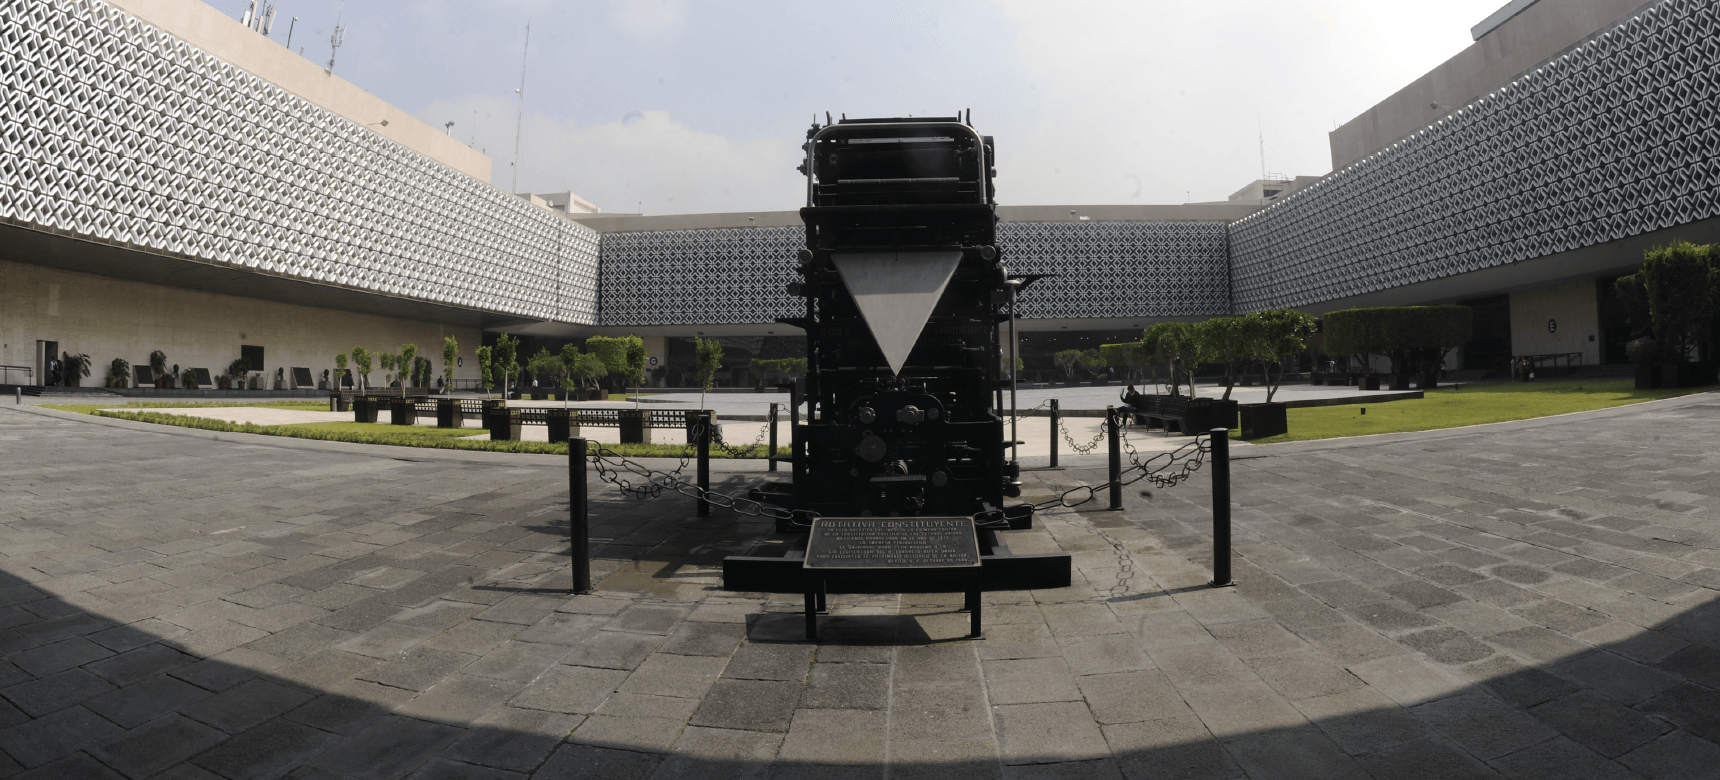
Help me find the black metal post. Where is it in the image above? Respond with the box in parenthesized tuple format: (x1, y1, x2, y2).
(697, 411, 711, 517)
(1107, 406, 1122, 510)
(1049, 399, 1060, 469)
(569, 437, 591, 594)
(768, 402, 779, 472)
(1209, 428, 1233, 588)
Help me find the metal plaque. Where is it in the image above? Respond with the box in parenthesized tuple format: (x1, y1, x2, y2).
(804, 517, 980, 570)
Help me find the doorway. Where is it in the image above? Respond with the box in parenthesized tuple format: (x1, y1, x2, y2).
(35, 340, 57, 387)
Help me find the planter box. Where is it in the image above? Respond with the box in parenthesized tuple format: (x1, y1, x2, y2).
(618, 410, 653, 444)
(1239, 402, 1287, 440)
(1418, 371, 1439, 390)
(1389, 374, 1412, 391)
(1184, 398, 1238, 433)
(1359, 376, 1381, 391)
(436, 399, 460, 428)
(353, 398, 379, 423)
(389, 399, 415, 425)
(1656, 362, 1716, 389)
(546, 409, 574, 443)
(483, 404, 512, 440)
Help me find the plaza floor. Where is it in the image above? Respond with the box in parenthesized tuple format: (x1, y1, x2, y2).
(1, 391, 1717, 778)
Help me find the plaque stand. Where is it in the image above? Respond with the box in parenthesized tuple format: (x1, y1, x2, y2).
(800, 517, 985, 641)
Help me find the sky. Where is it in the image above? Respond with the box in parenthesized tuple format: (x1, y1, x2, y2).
(207, 0, 1509, 214)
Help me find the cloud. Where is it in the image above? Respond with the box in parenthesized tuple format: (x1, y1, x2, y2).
(609, 0, 687, 41)
(991, 0, 1505, 204)
(417, 96, 804, 214)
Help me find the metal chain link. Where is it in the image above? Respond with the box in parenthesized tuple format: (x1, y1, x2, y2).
(1029, 431, 1210, 511)
(1058, 415, 1108, 455)
(587, 442, 802, 521)
(584, 415, 1209, 526)
(1005, 399, 1052, 424)
(709, 419, 773, 459)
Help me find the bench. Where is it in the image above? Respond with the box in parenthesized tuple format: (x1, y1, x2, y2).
(1120, 391, 1238, 435)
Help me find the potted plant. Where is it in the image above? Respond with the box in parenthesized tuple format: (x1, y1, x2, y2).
(442, 336, 458, 395)
(149, 350, 170, 389)
(1238, 308, 1317, 439)
(397, 343, 418, 397)
(181, 367, 199, 390)
(475, 345, 494, 398)
(227, 358, 251, 391)
(62, 352, 91, 387)
(106, 357, 130, 388)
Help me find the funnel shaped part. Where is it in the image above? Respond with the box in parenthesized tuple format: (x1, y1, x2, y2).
(832, 250, 963, 376)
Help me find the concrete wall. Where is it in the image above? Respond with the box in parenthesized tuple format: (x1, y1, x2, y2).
(1328, 0, 1651, 169)
(106, 0, 492, 181)
(1509, 278, 1600, 365)
(0, 260, 483, 388)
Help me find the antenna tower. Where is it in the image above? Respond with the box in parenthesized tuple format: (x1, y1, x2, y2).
(511, 23, 531, 195)
(326, 14, 345, 73)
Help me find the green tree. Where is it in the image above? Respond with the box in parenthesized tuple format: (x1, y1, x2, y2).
(1322, 309, 1388, 377)
(1625, 240, 1718, 363)
(1099, 342, 1150, 384)
(494, 334, 520, 397)
(474, 346, 493, 397)
(694, 336, 724, 409)
(1246, 308, 1318, 402)
(1053, 349, 1086, 382)
(335, 353, 348, 389)
(350, 346, 371, 391)
(442, 336, 458, 395)
(623, 336, 648, 389)
(378, 353, 398, 391)
(526, 348, 561, 396)
(1195, 317, 1260, 400)
(397, 343, 419, 396)
(1142, 322, 1205, 396)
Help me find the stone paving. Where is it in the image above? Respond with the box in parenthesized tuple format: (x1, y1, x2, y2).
(0, 392, 1717, 778)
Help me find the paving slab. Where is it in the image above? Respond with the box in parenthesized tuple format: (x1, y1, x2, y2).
(5, 393, 1720, 776)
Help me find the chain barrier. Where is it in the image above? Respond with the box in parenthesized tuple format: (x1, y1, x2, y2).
(1029, 429, 1210, 511)
(1006, 399, 1052, 424)
(583, 407, 1208, 534)
(587, 442, 803, 522)
(1057, 414, 1108, 455)
(709, 419, 774, 459)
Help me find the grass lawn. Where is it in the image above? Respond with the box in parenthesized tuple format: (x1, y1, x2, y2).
(45, 405, 786, 459)
(1243, 379, 1713, 444)
(45, 400, 332, 412)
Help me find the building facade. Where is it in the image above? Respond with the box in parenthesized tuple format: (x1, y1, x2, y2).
(2, 0, 1717, 386)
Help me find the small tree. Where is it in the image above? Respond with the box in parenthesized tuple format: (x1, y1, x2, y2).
(1053, 349, 1085, 382)
(1195, 317, 1259, 400)
(442, 336, 458, 395)
(378, 353, 397, 392)
(335, 353, 349, 389)
(494, 334, 520, 398)
(148, 350, 168, 387)
(474, 346, 494, 398)
(695, 336, 724, 409)
(1099, 343, 1149, 384)
(623, 336, 648, 389)
(1246, 308, 1318, 402)
(60, 352, 91, 387)
(397, 344, 419, 396)
(1142, 322, 1205, 396)
(526, 348, 562, 397)
(351, 346, 372, 392)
